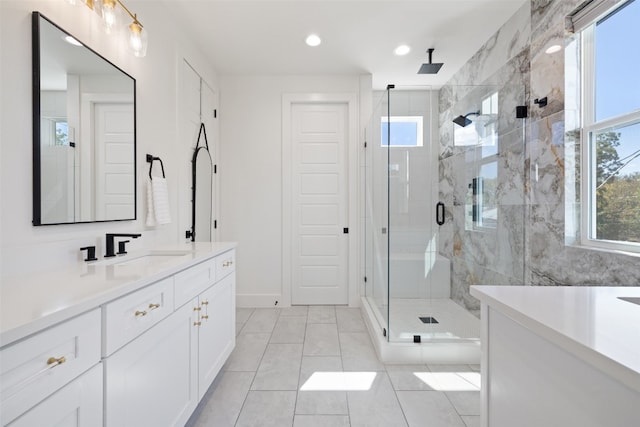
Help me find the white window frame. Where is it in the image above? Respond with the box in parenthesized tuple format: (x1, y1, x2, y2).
(579, 0, 640, 253)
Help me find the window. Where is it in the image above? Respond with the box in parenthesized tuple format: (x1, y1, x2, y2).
(578, 0, 640, 252)
(381, 116, 423, 147)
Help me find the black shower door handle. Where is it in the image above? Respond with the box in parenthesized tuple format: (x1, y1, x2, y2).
(436, 202, 445, 226)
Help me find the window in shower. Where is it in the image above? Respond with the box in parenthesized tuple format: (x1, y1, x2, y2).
(576, 0, 640, 252)
(381, 116, 423, 147)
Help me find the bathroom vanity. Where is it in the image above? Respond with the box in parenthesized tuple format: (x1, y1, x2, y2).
(471, 285, 640, 427)
(0, 242, 236, 426)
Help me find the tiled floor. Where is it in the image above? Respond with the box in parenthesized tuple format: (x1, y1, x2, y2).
(186, 306, 480, 427)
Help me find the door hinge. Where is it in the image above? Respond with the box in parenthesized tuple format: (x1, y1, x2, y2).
(214, 164, 217, 174)
(364, 141, 367, 148)
(364, 276, 367, 283)
(213, 109, 217, 118)
(214, 220, 217, 229)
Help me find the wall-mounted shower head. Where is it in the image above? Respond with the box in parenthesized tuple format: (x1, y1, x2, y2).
(417, 48, 443, 74)
(453, 111, 480, 127)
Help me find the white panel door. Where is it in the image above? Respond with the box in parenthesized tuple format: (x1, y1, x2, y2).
(291, 103, 349, 305)
(94, 103, 135, 220)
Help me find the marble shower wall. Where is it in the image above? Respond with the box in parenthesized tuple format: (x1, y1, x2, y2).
(439, 0, 640, 314)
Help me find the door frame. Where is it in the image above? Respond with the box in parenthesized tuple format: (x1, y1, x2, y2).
(282, 93, 359, 307)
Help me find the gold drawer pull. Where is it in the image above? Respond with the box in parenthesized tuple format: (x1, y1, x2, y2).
(223, 260, 233, 267)
(135, 310, 147, 317)
(193, 306, 202, 312)
(201, 315, 209, 320)
(201, 300, 209, 306)
(148, 303, 161, 310)
(194, 321, 202, 326)
(46, 356, 66, 367)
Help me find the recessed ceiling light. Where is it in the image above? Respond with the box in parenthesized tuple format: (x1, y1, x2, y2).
(545, 44, 562, 54)
(306, 34, 321, 47)
(394, 45, 411, 56)
(63, 35, 83, 47)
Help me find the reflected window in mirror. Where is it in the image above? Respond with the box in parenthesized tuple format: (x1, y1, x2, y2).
(32, 12, 137, 225)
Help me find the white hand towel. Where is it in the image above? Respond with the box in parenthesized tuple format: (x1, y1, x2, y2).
(151, 177, 172, 225)
(145, 178, 157, 227)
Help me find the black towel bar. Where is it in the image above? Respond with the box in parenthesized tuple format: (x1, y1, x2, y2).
(146, 154, 166, 179)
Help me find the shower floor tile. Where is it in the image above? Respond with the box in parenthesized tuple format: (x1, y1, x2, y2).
(387, 299, 480, 342)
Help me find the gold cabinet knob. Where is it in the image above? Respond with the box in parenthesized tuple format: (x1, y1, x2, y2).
(135, 310, 147, 317)
(148, 303, 160, 310)
(193, 321, 202, 326)
(47, 356, 66, 366)
(193, 306, 201, 312)
(201, 315, 209, 320)
(201, 300, 209, 306)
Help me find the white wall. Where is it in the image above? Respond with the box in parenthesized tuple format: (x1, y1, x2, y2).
(0, 1, 217, 279)
(219, 75, 367, 306)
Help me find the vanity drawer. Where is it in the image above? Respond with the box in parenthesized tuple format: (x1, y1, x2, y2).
(0, 309, 101, 426)
(216, 250, 236, 279)
(103, 277, 174, 357)
(174, 258, 216, 308)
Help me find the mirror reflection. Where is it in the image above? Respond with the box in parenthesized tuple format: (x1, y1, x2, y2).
(33, 12, 136, 225)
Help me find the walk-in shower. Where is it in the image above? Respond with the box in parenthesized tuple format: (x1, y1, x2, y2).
(362, 84, 525, 363)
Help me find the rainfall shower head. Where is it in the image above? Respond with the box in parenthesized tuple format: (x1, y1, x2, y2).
(453, 111, 480, 127)
(417, 48, 443, 74)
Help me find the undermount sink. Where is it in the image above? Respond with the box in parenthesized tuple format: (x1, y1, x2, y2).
(105, 250, 194, 267)
(618, 297, 640, 306)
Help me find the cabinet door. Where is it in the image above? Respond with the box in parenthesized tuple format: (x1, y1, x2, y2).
(105, 301, 199, 427)
(197, 274, 236, 399)
(7, 363, 102, 427)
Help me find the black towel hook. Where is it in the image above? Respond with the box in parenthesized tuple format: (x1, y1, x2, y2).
(146, 154, 165, 179)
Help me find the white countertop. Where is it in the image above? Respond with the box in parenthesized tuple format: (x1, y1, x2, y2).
(471, 285, 640, 392)
(0, 242, 236, 348)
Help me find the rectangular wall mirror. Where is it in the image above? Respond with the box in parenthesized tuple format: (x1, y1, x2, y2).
(32, 12, 136, 226)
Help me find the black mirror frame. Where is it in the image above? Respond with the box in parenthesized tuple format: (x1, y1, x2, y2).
(190, 123, 213, 241)
(32, 11, 137, 226)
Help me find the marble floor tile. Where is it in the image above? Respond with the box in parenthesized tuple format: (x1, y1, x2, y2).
(242, 308, 281, 333)
(461, 415, 481, 427)
(340, 332, 384, 371)
(280, 306, 309, 316)
(293, 415, 351, 427)
(251, 343, 303, 390)
(396, 391, 466, 427)
(335, 307, 367, 332)
(385, 364, 434, 391)
(270, 315, 307, 344)
(445, 391, 481, 416)
(224, 332, 270, 372)
(235, 391, 297, 427)
(308, 306, 337, 323)
(303, 323, 340, 356)
(347, 372, 407, 427)
(185, 371, 253, 427)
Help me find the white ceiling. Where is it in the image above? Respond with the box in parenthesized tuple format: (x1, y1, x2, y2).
(164, 0, 528, 89)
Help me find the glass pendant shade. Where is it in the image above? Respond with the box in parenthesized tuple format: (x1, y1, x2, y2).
(102, 0, 118, 34)
(128, 20, 148, 57)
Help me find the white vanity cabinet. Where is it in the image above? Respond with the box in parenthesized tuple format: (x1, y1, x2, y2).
(104, 300, 199, 427)
(0, 243, 237, 427)
(0, 309, 102, 427)
(195, 272, 235, 399)
(104, 249, 236, 427)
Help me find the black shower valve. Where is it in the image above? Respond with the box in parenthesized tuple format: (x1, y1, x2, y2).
(534, 97, 548, 107)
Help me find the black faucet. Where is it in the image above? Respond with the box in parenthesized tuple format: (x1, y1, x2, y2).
(105, 233, 141, 257)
